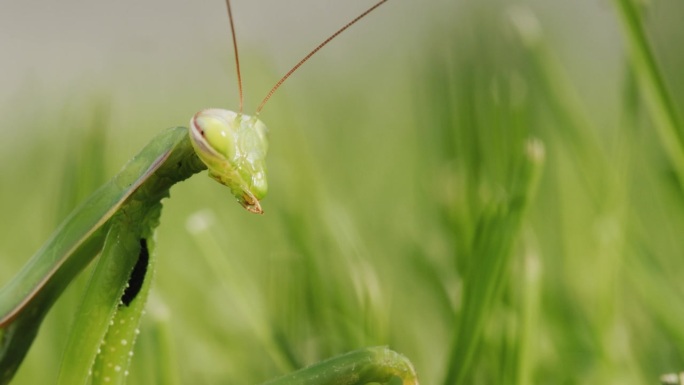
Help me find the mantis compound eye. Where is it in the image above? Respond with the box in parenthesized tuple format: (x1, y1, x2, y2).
(190, 108, 268, 214)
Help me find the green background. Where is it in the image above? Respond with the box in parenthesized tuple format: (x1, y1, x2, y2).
(2, 0, 684, 384)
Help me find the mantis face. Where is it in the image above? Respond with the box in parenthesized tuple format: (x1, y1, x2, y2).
(190, 108, 268, 214)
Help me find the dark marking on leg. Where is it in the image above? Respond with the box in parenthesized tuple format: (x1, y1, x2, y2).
(121, 239, 149, 306)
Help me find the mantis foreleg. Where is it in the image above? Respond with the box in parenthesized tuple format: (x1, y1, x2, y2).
(0, 127, 204, 384)
(57, 201, 162, 385)
(262, 347, 418, 385)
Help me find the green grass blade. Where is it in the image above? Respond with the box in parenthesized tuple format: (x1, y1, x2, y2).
(613, 0, 684, 183)
(137, 300, 181, 385)
(443, 139, 544, 385)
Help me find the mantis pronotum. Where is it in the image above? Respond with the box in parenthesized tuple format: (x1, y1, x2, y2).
(0, 1, 418, 384)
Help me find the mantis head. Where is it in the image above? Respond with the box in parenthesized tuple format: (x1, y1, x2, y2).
(190, 0, 386, 214)
(190, 109, 268, 214)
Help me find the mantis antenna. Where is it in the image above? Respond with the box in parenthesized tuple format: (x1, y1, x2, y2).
(225, 0, 244, 113)
(223, 0, 389, 115)
(256, 0, 388, 114)
(190, 0, 388, 213)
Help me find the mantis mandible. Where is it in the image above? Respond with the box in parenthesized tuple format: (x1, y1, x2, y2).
(0, 1, 418, 384)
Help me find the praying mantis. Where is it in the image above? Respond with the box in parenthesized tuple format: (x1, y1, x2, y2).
(0, 1, 418, 384)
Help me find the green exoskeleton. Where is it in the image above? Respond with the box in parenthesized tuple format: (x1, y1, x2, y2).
(0, 0, 418, 384)
(190, 109, 268, 214)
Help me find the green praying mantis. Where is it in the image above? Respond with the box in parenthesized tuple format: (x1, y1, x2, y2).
(0, 1, 419, 384)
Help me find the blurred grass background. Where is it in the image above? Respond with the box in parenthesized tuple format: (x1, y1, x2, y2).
(2, 0, 684, 384)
